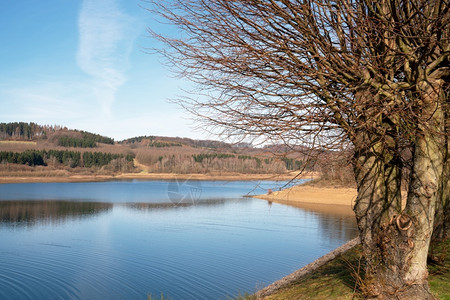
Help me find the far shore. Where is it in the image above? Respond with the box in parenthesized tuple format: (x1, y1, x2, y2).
(0, 171, 358, 210)
(0, 171, 315, 184)
(254, 184, 357, 207)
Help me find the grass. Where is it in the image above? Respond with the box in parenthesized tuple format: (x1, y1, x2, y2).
(233, 293, 257, 300)
(237, 238, 449, 300)
(428, 239, 450, 300)
(259, 245, 364, 300)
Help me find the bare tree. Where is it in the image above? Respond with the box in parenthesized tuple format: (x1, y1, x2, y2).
(147, 0, 449, 298)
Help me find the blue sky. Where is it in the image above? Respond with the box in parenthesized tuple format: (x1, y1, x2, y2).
(0, 0, 204, 141)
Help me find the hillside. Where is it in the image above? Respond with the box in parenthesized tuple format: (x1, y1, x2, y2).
(0, 122, 314, 178)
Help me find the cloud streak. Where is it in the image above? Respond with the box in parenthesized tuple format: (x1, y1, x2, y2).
(0, 80, 96, 123)
(77, 0, 136, 116)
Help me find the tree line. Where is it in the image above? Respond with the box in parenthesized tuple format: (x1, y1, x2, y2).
(118, 136, 182, 147)
(57, 132, 114, 148)
(0, 122, 48, 140)
(0, 150, 134, 168)
(192, 153, 304, 171)
(135, 151, 307, 174)
(58, 136, 97, 148)
(192, 153, 235, 162)
(80, 131, 114, 145)
(148, 141, 182, 148)
(0, 150, 46, 166)
(120, 135, 234, 149)
(0, 122, 115, 145)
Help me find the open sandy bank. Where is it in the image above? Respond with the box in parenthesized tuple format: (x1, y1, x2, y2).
(254, 185, 357, 207)
(0, 171, 310, 184)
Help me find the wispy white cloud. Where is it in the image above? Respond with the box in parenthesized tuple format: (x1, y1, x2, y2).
(0, 80, 96, 123)
(77, 0, 137, 117)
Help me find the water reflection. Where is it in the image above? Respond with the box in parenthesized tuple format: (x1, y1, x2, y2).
(0, 197, 357, 242)
(0, 181, 358, 300)
(0, 200, 112, 226)
(263, 200, 358, 243)
(125, 198, 227, 211)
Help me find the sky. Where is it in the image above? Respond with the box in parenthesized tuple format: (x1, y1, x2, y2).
(0, 0, 207, 141)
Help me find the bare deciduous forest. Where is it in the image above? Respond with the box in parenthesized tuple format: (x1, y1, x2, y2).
(0, 122, 324, 177)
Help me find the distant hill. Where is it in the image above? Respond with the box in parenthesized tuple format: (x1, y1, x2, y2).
(0, 122, 240, 149)
(119, 135, 237, 149)
(0, 122, 318, 176)
(0, 122, 114, 148)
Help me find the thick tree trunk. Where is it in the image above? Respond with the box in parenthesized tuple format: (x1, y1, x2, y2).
(353, 81, 445, 299)
(352, 131, 404, 298)
(444, 89, 450, 239)
(432, 104, 449, 241)
(433, 149, 449, 241)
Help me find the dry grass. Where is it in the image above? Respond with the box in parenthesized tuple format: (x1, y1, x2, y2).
(0, 164, 71, 178)
(0, 140, 37, 145)
(0, 162, 135, 180)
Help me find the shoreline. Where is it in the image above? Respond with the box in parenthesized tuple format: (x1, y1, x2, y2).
(253, 184, 359, 298)
(0, 171, 314, 184)
(253, 184, 357, 207)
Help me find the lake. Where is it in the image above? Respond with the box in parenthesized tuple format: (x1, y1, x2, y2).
(0, 180, 358, 299)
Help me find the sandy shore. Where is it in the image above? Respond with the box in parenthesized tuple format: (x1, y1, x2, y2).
(0, 171, 310, 184)
(254, 184, 357, 207)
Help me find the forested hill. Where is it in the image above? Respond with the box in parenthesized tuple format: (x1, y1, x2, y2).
(0, 122, 48, 140)
(0, 122, 333, 177)
(0, 122, 114, 146)
(1, 122, 254, 150)
(119, 135, 241, 149)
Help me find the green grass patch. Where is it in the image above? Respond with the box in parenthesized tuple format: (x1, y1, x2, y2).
(429, 239, 450, 300)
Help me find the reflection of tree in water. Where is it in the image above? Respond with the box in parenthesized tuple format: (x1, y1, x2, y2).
(274, 201, 358, 242)
(0, 200, 112, 226)
(316, 214, 358, 242)
(126, 199, 227, 211)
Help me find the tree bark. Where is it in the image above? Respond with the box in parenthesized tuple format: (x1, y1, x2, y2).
(432, 101, 449, 241)
(353, 80, 445, 299)
(352, 130, 404, 298)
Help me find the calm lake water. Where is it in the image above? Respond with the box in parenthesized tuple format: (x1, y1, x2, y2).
(0, 180, 358, 300)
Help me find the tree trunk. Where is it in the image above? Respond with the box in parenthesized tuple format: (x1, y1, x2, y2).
(432, 102, 449, 241)
(353, 80, 445, 299)
(433, 149, 449, 241)
(393, 109, 444, 298)
(352, 131, 404, 298)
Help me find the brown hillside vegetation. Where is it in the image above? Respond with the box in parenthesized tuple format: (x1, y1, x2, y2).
(0, 122, 324, 181)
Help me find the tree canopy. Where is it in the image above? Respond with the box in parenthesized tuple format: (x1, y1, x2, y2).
(148, 0, 449, 298)
(149, 0, 448, 149)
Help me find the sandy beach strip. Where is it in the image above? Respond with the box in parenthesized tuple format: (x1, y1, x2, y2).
(254, 184, 357, 207)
